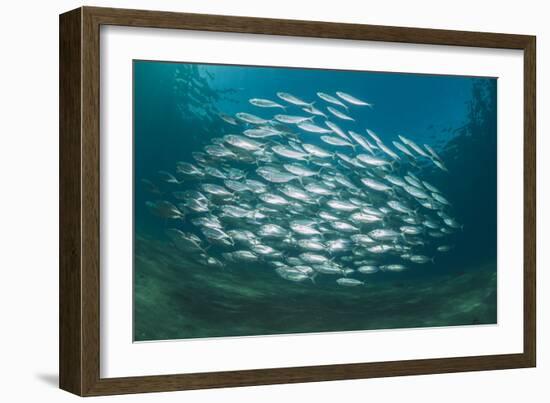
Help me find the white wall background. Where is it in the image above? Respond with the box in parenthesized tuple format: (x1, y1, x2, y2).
(0, 0, 546, 401)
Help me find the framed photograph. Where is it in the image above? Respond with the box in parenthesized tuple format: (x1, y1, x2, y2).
(59, 6, 536, 396)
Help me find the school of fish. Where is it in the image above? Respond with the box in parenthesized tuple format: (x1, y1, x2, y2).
(144, 90, 460, 288)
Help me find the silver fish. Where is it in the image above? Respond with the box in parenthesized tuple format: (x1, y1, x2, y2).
(224, 134, 265, 151)
(302, 105, 327, 117)
(300, 253, 330, 264)
(357, 154, 391, 167)
(388, 200, 414, 214)
(409, 255, 432, 264)
(223, 180, 250, 193)
(366, 129, 383, 144)
(272, 145, 308, 160)
(249, 98, 286, 109)
(283, 163, 319, 177)
(369, 228, 401, 241)
(204, 166, 227, 179)
(320, 135, 354, 148)
(433, 159, 449, 172)
(330, 221, 359, 232)
(297, 239, 325, 251)
(256, 166, 298, 183)
(377, 141, 401, 160)
(259, 193, 290, 205)
(280, 184, 313, 202)
(305, 182, 337, 196)
(231, 250, 259, 262)
(245, 179, 268, 194)
(327, 106, 354, 121)
(166, 229, 203, 252)
(258, 224, 289, 238)
(422, 180, 441, 193)
(357, 265, 379, 274)
(381, 264, 408, 272)
(327, 199, 359, 212)
(432, 192, 451, 205)
(243, 127, 282, 138)
(361, 177, 392, 192)
(392, 141, 416, 158)
(297, 121, 332, 134)
(336, 278, 364, 286)
(219, 113, 239, 125)
(398, 135, 430, 158)
(403, 185, 430, 199)
(424, 144, 443, 161)
(276, 92, 312, 107)
(204, 144, 237, 159)
(384, 174, 407, 187)
(201, 183, 233, 198)
(348, 131, 375, 154)
(400, 225, 423, 235)
(325, 121, 351, 141)
(236, 112, 269, 125)
(290, 222, 321, 236)
(302, 143, 332, 159)
(146, 200, 184, 219)
(336, 91, 373, 107)
(317, 92, 349, 109)
(275, 114, 313, 124)
(350, 212, 382, 223)
(157, 171, 180, 184)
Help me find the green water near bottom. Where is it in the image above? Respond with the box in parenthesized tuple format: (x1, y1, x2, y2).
(134, 231, 497, 342)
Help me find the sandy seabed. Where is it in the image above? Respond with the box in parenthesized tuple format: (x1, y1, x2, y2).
(134, 232, 497, 342)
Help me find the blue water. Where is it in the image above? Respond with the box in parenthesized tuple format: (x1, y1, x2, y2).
(133, 60, 497, 341)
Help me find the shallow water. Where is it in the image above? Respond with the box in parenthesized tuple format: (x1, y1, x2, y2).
(133, 60, 497, 341)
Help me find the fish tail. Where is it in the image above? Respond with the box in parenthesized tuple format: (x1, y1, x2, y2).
(310, 273, 317, 284)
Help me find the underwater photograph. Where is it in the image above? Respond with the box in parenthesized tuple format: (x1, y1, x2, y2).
(133, 60, 497, 342)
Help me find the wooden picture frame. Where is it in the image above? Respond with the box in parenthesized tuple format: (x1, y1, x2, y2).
(59, 6, 536, 396)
